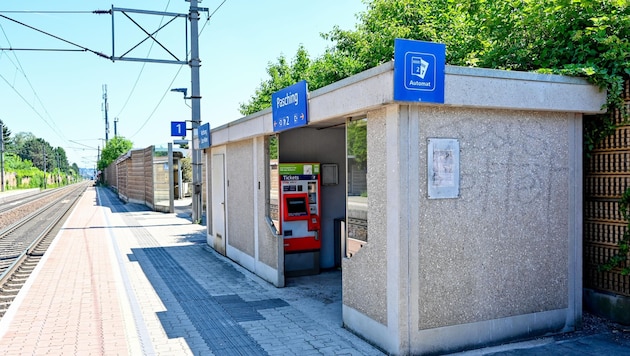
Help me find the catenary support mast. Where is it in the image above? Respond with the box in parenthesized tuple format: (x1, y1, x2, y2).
(190, 0, 202, 223)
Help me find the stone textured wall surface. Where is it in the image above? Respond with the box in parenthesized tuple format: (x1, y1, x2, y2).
(257, 138, 279, 270)
(226, 140, 255, 257)
(414, 107, 571, 330)
(343, 107, 388, 326)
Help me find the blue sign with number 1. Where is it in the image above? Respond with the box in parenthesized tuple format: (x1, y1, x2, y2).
(171, 121, 186, 137)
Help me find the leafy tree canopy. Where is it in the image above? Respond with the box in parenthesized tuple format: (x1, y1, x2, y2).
(240, 0, 629, 119)
(16, 135, 55, 172)
(0, 119, 11, 149)
(98, 136, 133, 171)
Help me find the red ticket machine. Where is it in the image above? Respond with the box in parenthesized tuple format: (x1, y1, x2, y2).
(279, 163, 321, 276)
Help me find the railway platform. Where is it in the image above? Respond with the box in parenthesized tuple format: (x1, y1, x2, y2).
(0, 186, 382, 355)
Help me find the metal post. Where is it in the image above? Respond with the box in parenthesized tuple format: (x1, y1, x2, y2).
(168, 142, 174, 213)
(103, 84, 109, 143)
(42, 144, 47, 189)
(190, 0, 202, 223)
(0, 122, 4, 192)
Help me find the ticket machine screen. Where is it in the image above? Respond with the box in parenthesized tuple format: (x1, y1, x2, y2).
(284, 194, 309, 220)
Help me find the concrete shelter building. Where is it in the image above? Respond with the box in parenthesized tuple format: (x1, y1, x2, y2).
(203, 60, 606, 354)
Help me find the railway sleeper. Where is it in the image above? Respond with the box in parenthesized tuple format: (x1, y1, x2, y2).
(1, 285, 21, 295)
(12, 271, 31, 279)
(21, 261, 39, 269)
(0, 295, 14, 304)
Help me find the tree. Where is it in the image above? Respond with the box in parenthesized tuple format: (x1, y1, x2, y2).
(98, 136, 133, 171)
(17, 136, 54, 172)
(0, 119, 11, 151)
(347, 119, 367, 168)
(240, 45, 312, 116)
(49, 147, 69, 172)
(241, 0, 629, 122)
(181, 157, 192, 183)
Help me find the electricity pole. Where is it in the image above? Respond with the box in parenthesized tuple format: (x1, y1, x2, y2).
(102, 84, 109, 143)
(42, 144, 47, 189)
(109, 1, 208, 223)
(190, 0, 202, 223)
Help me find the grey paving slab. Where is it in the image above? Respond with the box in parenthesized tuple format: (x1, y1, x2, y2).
(96, 187, 385, 355)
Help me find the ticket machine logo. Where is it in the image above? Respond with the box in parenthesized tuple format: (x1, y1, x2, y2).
(405, 52, 436, 91)
(411, 56, 429, 79)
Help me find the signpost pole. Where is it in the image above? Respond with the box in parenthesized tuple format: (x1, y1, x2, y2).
(168, 142, 174, 213)
(0, 123, 4, 192)
(190, 0, 202, 223)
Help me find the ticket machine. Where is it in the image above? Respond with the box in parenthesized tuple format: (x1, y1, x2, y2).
(279, 163, 321, 276)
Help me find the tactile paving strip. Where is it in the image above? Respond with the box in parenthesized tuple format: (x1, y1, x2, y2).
(138, 246, 287, 355)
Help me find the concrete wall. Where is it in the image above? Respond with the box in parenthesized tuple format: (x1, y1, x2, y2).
(417, 107, 571, 327)
(209, 137, 284, 286)
(226, 140, 256, 256)
(256, 137, 281, 273)
(343, 107, 389, 327)
(413, 107, 580, 354)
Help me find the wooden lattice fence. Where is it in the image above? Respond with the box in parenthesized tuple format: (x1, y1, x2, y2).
(584, 79, 630, 297)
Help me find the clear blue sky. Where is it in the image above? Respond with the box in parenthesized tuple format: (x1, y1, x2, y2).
(0, 0, 366, 169)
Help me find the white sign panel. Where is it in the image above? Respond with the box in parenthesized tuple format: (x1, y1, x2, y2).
(428, 138, 460, 199)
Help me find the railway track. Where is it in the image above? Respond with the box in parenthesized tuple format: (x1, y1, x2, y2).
(0, 182, 90, 318)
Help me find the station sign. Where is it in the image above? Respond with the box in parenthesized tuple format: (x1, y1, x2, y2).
(393, 39, 445, 103)
(272, 80, 308, 132)
(171, 121, 187, 137)
(198, 122, 210, 149)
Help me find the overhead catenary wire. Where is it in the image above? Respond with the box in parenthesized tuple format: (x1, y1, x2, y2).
(129, 64, 186, 139)
(0, 48, 86, 52)
(0, 1, 228, 154)
(0, 22, 68, 143)
(0, 71, 69, 140)
(0, 10, 108, 14)
(0, 14, 109, 59)
(0, 8, 116, 157)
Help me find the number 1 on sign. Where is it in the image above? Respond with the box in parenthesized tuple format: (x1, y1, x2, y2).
(171, 121, 187, 137)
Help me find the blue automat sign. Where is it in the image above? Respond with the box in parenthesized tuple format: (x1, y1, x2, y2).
(272, 80, 308, 132)
(171, 121, 186, 137)
(394, 39, 445, 103)
(198, 122, 210, 149)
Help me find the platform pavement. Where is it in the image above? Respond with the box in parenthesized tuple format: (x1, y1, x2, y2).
(0, 186, 384, 355)
(1, 186, 629, 355)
